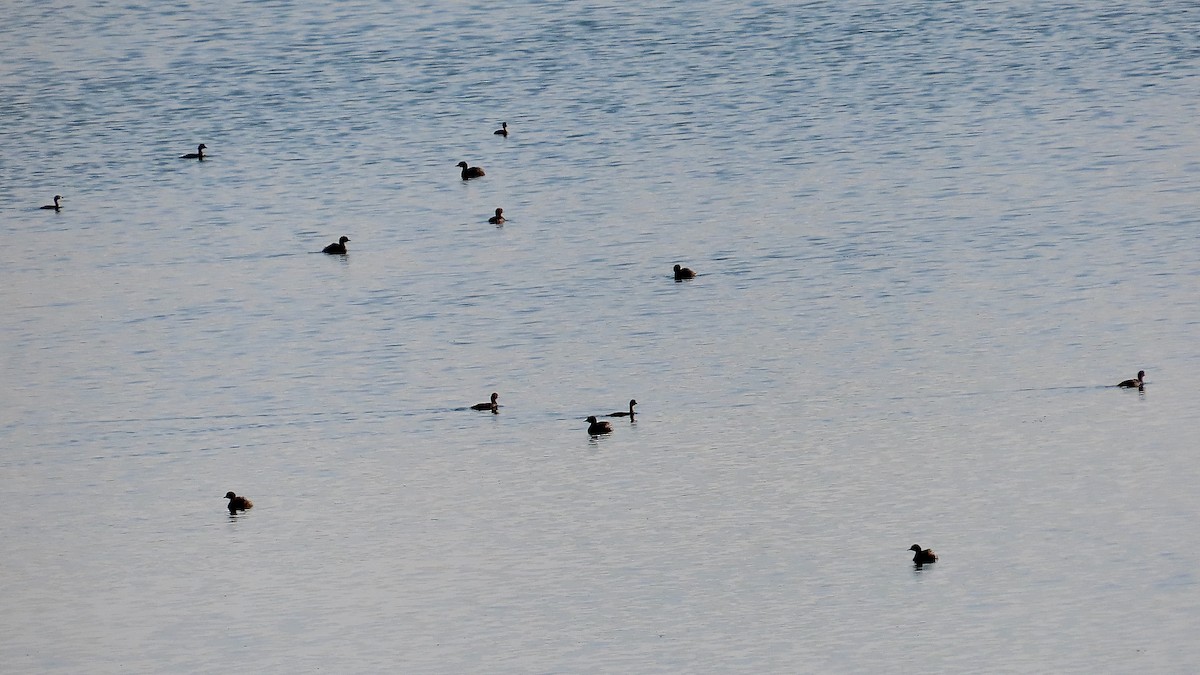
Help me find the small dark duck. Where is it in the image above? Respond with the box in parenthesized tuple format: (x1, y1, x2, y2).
(586, 416, 613, 435)
(909, 544, 937, 566)
(225, 491, 253, 513)
(40, 195, 63, 211)
(494, 122, 508, 137)
(606, 399, 637, 418)
(488, 208, 505, 224)
(457, 161, 485, 180)
(674, 264, 696, 281)
(323, 236, 350, 255)
(1117, 370, 1145, 389)
(471, 392, 499, 411)
(181, 143, 207, 159)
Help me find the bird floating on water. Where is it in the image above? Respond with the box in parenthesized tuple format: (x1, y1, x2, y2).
(1116, 370, 1145, 389)
(181, 143, 207, 160)
(909, 544, 937, 566)
(494, 122, 508, 137)
(471, 392, 499, 412)
(457, 161, 485, 180)
(606, 399, 637, 418)
(586, 416, 613, 435)
(674, 264, 696, 281)
(225, 491, 253, 513)
(323, 236, 350, 255)
(40, 195, 63, 211)
(488, 208, 505, 225)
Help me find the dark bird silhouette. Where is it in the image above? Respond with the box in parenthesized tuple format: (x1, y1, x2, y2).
(494, 122, 508, 137)
(225, 491, 253, 513)
(586, 416, 613, 435)
(323, 236, 350, 255)
(181, 143, 207, 159)
(1117, 370, 1145, 389)
(471, 392, 499, 411)
(488, 208, 505, 225)
(606, 399, 637, 418)
(40, 195, 63, 211)
(909, 544, 937, 566)
(674, 264, 696, 281)
(457, 161, 485, 180)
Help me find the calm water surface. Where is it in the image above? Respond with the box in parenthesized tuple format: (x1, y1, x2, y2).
(3, 1, 1200, 672)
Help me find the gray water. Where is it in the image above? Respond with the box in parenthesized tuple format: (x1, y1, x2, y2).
(3, 1, 1200, 672)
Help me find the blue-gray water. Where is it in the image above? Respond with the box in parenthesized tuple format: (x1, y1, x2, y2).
(3, 1, 1199, 672)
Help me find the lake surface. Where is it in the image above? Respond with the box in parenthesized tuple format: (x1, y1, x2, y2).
(3, 1, 1199, 672)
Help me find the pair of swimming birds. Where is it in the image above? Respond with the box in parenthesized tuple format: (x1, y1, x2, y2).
(586, 399, 638, 434)
(469, 394, 637, 433)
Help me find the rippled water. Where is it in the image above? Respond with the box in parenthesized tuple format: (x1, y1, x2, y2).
(3, 1, 1200, 672)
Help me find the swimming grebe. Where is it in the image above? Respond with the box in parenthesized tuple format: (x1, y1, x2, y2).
(674, 264, 696, 280)
(457, 161, 485, 180)
(488, 208, 505, 224)
(40, 195, 63, 211)
(494, 122, 508, 137)
(471, 392, 499, 411)
(586, 416, 613, 435)
(1117, 370, 1145, 389)
(225, 491, 253, 513)
(909, 544, 937, 565)
(181, 143, 207, 159)
(323, 236, 350, 255)
(606, 399, 637, 417)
